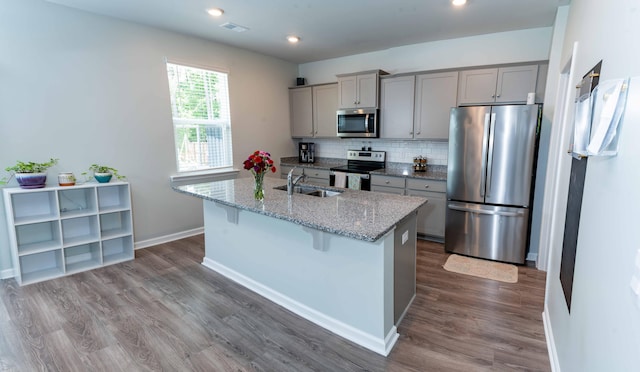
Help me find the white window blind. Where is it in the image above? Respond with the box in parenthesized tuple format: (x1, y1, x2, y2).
(166, 62, 233, 172)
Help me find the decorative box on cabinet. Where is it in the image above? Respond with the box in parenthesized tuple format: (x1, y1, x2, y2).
(3, 182, 134, 285)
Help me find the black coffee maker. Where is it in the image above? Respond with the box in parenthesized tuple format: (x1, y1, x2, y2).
(298, 142, 315, 163)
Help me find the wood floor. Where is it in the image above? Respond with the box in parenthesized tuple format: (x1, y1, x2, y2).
(0, 236, 550, 371)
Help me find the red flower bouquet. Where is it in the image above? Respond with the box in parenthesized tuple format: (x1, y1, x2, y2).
(243, 150, 276, 200)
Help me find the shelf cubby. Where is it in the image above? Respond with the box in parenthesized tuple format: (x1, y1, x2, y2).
(4, 182, 133, 285)
(99, 211, 132, 239)
(62, 215, 100, 247)
(102, 235, 134, 265)
(19, 249, 64, 285)
(58, 187, 97, 218)
(15, 220, 62, 255)
(97, 184, 131, 212)
(11, 190, 58, 224)
(64, 242, 101, 274)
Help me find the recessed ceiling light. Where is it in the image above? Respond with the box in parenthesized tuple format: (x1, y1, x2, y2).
(287, 35, 300, 44)
(207, 8, 224, 17)
(452, 0, 467, 6)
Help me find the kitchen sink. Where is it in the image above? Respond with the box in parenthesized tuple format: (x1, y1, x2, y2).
(273, 185, 343, 197)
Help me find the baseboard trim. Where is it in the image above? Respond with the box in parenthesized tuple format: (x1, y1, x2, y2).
(527, 252, 539, 262)
(134, 227, 204, 250)
(202, 257, 398, 356)
(543, 306, 561, 372)
(0, 268, 15, 280)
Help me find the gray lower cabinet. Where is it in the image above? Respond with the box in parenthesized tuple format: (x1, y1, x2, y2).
(280, 165, 330, 186)
(405, 178, 446, 240)
(371, 175, 405, 195)
(373, 175, 446, 240)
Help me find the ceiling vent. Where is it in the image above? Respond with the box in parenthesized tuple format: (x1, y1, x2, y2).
(220, 22, 249, 33)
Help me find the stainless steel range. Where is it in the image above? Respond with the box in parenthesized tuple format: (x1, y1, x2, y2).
(330, 150, 386, 191)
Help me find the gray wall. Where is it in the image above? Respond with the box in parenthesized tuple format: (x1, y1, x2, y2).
(543, 0, 640, 370)
(298, 27, 553, 84)
(0, 0, 297, 274)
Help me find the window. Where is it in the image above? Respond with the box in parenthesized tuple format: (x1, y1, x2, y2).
(166, 62, 233, 172)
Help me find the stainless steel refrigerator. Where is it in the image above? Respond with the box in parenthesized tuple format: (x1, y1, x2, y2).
(445, 104, 540, 264)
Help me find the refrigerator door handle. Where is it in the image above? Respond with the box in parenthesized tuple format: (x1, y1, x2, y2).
(480, 113, 491, 197)
(448, 204, 525, 217)
(485, 112, 497, 198)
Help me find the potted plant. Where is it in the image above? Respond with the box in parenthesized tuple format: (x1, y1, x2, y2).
(1, 158, 59, 189)
(83, 164, 126, 183)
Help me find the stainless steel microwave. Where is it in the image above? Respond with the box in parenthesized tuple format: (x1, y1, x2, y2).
(336, 108, 378, 138)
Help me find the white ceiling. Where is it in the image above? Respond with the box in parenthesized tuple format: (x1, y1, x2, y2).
(44, 0, 571, 64)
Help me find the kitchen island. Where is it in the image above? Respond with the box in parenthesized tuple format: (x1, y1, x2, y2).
(173, 177, 427, 355)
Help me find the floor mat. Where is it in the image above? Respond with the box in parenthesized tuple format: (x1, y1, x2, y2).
(443, 254, 518, 283)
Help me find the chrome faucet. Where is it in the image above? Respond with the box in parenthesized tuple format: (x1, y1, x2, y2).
(287, 167, 307, 196)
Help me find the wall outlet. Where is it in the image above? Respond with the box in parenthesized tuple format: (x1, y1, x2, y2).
(402, 231, 409, 244)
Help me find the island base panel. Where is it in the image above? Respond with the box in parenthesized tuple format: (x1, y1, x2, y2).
(202, 200, 399, 355)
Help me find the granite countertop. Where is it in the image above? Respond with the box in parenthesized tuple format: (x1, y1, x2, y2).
(280, 157, 447, 181)
(173, 177, 427, 242)
(373, 162, 447, 181)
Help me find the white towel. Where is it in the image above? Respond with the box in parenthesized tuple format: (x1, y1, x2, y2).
(347, 174, 361, 190)
(333, 172, 347, 188)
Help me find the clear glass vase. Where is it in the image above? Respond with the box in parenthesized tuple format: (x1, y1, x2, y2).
(253, 172, 265, 201)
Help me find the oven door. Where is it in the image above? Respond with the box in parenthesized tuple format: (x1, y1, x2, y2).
(337, 109, 378, 138)
(330, 171, 371, 191)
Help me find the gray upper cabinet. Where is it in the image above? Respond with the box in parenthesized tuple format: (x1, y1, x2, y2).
(290, 86, 313, 137)
(380, 71, 457, 140)
(380, 76, 415, 139)
(290, 83, 338, 138)
(457, 65, 539, 105)
(312, 84, 338, 137)
(414, 71, 458, 140)
(337, 71, 381, 108)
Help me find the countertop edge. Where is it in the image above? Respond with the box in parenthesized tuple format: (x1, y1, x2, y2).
(173, 180, 427, 242)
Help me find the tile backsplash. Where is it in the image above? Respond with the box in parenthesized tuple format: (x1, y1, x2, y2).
(294, 139, 449, 165)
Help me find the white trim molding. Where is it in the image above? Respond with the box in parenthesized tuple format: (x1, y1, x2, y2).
(134, 227, 204, 250)
(202, 257, 399, 356)
(170, 168, 239, 186)
(543, 307, 561, 372)
(0, 268, 14, 280)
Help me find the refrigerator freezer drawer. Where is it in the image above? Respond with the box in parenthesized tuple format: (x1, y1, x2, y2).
(445, 202, 529, 264)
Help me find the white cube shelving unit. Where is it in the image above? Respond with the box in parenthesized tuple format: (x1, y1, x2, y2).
(3, 182, 134, 285)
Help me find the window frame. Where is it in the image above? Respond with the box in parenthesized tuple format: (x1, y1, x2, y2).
(165, 59, 234, 174)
